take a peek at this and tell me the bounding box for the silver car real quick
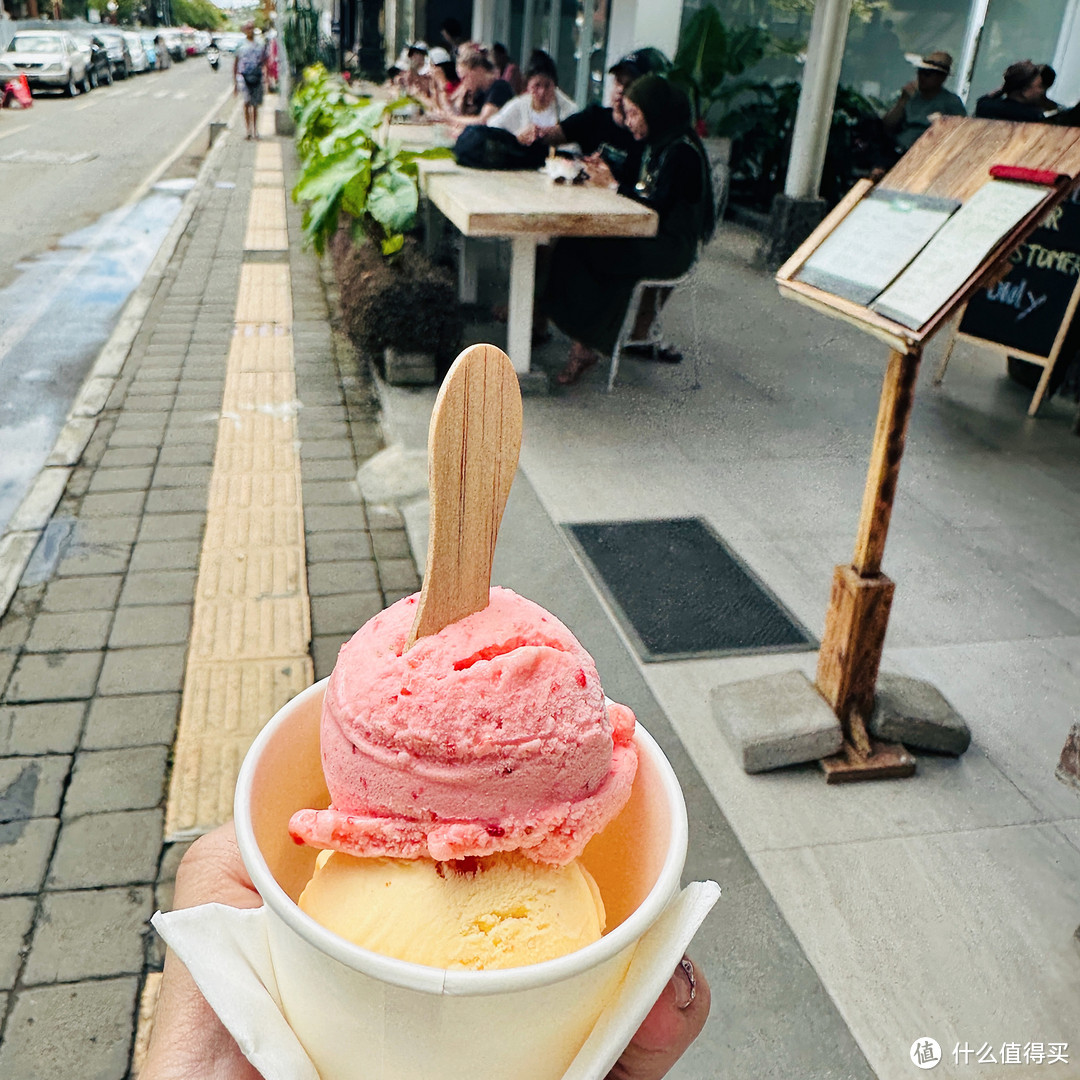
[121,30,150,73]
[0,30,89,96]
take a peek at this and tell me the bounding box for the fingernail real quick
[673,956,696,1010]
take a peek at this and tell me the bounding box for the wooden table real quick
[417,162,658,373]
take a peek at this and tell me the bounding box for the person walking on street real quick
[234,23,268,141]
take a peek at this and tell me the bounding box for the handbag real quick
[453,125,547,171]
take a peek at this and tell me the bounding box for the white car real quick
[0,30,89,96]
[121,30,150,73]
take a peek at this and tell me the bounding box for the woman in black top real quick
[542,76,715,385]
[975,61,1047,123]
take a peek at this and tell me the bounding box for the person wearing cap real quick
[882,50,966,154]
[975,60,1047,123]
[488,50,576,144]
[427,45,459,96]
[390,41,441,104]
[537,48,671,183]
[542,75,716,385]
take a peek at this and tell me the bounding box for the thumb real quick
[608,957,711,1080]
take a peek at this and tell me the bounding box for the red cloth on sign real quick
[989,164,1066,186]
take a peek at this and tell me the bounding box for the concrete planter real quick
[383,345,436,386]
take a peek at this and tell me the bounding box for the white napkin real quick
[153,880,720,1080]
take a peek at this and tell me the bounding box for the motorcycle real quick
[207,44,220,71]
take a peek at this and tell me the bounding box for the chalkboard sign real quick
[959,185,1080,359]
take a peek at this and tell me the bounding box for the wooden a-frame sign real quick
[775,116,1080,782]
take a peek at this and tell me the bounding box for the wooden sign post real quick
[776,117,1080,782]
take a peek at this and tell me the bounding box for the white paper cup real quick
[234,678,688,1080]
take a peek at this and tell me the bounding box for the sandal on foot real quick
[556,350,599,385]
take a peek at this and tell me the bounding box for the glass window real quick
[10,34,64,53]
[967,0,1069,103]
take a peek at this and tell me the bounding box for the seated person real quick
[442,52,514,128]
[882,50,966,155]
[492,42,524,96]
[428,45,458,96]
[976,61,1047,122]
[541,75,716,385]
[1037,64,1062,115]
[488,50,576,144]
[390,41,440,107]
[539,48,670,183]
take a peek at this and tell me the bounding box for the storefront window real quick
[967,0,1069,103]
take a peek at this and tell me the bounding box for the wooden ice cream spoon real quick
[406,343,523,648]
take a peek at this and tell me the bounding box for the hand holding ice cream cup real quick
[151,345,720,1080]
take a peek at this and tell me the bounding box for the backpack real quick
[453,126,547,171]
[239,47,263,87]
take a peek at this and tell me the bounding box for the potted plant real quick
[291,66,457,382]
[668,3,773,142]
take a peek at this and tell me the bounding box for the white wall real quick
[1052,0,1080,108]
[608,0,682,67]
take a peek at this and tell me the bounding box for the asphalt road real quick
[0,54,235,535]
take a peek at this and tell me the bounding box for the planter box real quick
[383,346,436,386]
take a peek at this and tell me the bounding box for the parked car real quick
[139,31,158,69]
[213,31,247,53]
[94,28,132,79]
[193,30,211,54]
[180,28,197,57]
[0,30,88,95]
[121,30,149,73]
[70,30,113,88]
[161,29,185,62]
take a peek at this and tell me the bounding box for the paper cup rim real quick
[234,677,689,996]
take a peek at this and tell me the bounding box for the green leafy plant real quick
[669,4,773,133]
[718,81,884,210]
[291,65,452,257]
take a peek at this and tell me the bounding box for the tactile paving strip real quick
[244,186,289,250]
[164,150,313,840]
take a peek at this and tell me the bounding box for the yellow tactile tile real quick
[131,972,163,1077]
[255,141,282,170]
[235,263,292,325]
[165,657,313,837]
[254,168,285,187]
[166,157,313,840]
[244,186,289,250]
[257,97,278,138]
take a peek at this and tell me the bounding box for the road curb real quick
[0,94,241,620]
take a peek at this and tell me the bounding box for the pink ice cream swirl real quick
[288,587,638,866]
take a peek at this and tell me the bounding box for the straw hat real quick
[905,50,953,75]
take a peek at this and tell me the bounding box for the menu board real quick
[795,189,960,306]
[871,180,1052,330]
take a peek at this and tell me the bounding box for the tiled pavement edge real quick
[0,115,417,1077]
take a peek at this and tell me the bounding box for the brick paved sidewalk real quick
[0,113,416,1078]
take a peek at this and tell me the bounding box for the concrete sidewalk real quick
[0,93,1077,1080]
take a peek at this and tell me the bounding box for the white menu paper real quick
[871,179,1051,329]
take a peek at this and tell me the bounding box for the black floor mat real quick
[566,518,816,661]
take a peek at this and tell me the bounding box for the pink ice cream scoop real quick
[289,586,637,865]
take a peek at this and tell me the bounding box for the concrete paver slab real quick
[0,817,58,895]
[0,977,139,1080]
[40,575,123,613]
[24,611,113,653]
[0,896,34,989]
[4,652,103,703]
[47,809,163,889]
[0,703,85,756]
[23,887,153,982]
[82,693,179,749]
[98,645,187,696]
[0,756,70,819]
[63,747,168,816]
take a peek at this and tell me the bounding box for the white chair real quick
[607,143,730,391]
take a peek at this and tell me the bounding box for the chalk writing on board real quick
[960,182,1080,358]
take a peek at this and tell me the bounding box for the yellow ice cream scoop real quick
[299,850,605,970]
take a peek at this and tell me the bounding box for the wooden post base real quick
[816,564,894,726]
[821,738,917,783]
